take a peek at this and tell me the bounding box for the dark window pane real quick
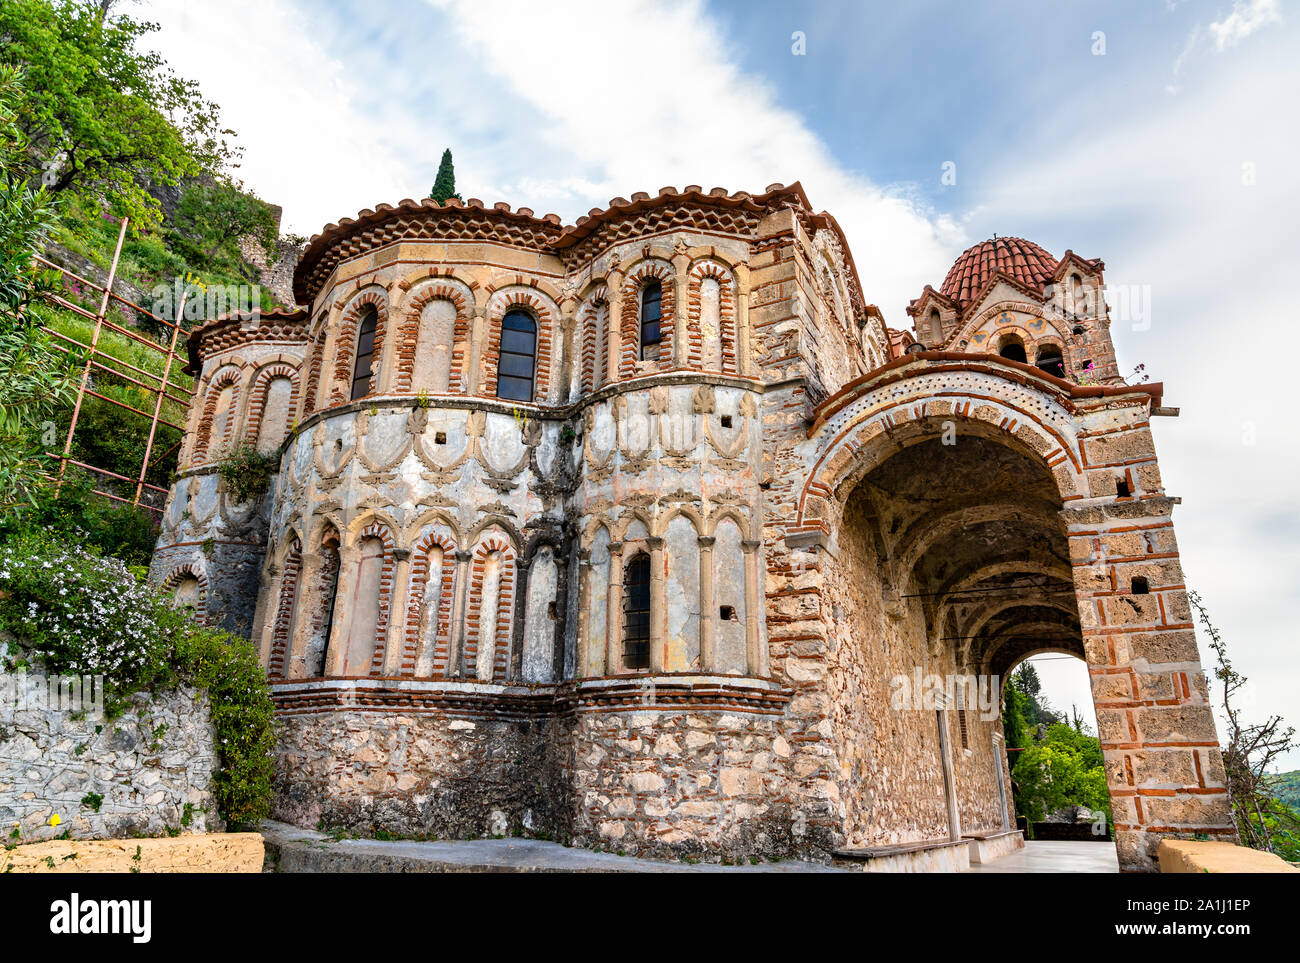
[500,328,535,355]
[498,351,534,378]
[356,328,375,355]
[497,375,533,402]
[502,310,535,332]
[641,321,660,345]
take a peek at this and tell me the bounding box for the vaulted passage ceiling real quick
[849,433,1083,680]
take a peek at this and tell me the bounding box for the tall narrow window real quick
[351,306,378,400]
[622,552,651,670]
[639,280,662,361]
[496,308,536,402]
[928,308,942,342]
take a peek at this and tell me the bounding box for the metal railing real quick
[35,215,192,515]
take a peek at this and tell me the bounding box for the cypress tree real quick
[430,149,460,203]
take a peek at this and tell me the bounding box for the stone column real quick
[1064,497,1234,871]
[742,539,764,675]
[605,542,623,674]
[606,269,624,384]
[256,563,281,668]
[552,551,570,681]
[466,297,488,395]
[447,549,473,676]
[381,548,411,676]
[322,549,354,678]
[734,264,751,377]
[672,252,691,367]
[697,535,716,672]
[648,535,665,673]
[936,709,962,841]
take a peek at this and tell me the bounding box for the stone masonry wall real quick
[0,682,220,843]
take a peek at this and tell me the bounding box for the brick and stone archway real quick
[793,357,1234,871]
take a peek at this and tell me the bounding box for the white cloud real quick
[424,0,964,318]
[149,0,964,323]
[1209,0,1282,49]
[972,25,1300,766]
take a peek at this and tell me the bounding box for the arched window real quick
[496,308,536,402]
[622,552,651,670]
[639,280,662,361]
[998,335,1027,364]
[928,308,942,342]
[351,306,378,400]
[1036,344,1065,378]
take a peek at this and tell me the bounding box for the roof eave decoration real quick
[184,307,310,376]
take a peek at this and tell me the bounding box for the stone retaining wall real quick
[0,679,220,843]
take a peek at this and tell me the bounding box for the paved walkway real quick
[260,820,844,873]
[262,821,1119,873]
[964,840,1119,873]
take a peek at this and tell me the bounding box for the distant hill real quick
[1267,770,1300,810]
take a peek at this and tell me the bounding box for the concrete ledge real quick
[260,820,840,873]
[1,834,264,873]
[831,838,971,873]
[964,829,1025,864]
[1158,839,1299,874]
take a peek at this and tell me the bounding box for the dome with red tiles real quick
[939,236,1058,309]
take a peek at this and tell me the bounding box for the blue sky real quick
[146,0,1299,765]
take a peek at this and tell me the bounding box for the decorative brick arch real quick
[352,519,397,676]
[243,363,300,450]
[401,527,458,677]
[797,370,1086,533]
[300,322,329,415]
[192,366,243,466]
[161,563,210,625]
[619,261,675,377]
[484,290,555,402]
[578,284,609,393]
[394,280,472,394]
[799,361,1233,869]
[267,535,302,680]
[687,260,737,373]
[463,533,517,682]
[329,289,388,404]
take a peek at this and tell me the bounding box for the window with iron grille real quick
[623,552,651,670]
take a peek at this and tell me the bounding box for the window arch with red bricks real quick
[268,535,303,680]
[300,321,329,415]
[485,290,554,403]
[577,285,609,396]
[162,564,209,625]
[402,526,458,677]
[619,261,675,376]
[337,520,396,677]
[395,280,472,395]
[244,363,300,454]
[192,366,243,466]
[688,261,737,374]
[330,290,388,404]
[463,532,517,681]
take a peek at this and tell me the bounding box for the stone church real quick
[150,182,1232,871]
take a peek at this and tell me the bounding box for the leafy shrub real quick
[0,471,159,567]
[216,443,277,504]
[0,534,275,824]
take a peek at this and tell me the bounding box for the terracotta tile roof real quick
[939,236,1059,309]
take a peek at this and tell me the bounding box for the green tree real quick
[430,148,461,203]
[1190,589,1299,856]
[0,65,76,512]
[0,0,239,229]
[1012,723,1111,824]
[1002,681,1030,749]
